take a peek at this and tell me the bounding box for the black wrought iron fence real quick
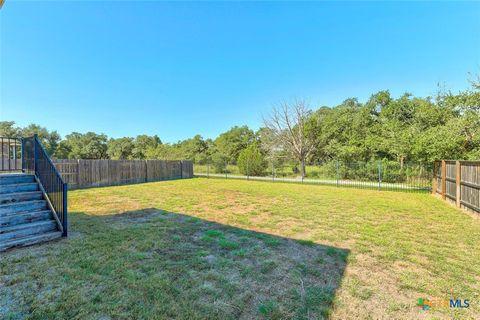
[23,135,68,236]
[193,159,432,193]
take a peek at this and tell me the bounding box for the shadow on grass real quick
[1,208,349,320]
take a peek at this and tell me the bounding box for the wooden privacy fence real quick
[433,160,480,214]
[53,159,193,190]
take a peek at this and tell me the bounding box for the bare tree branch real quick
[263,99,314,178]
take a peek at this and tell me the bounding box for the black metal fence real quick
[0,136,22,171]
[23,135,68,236]
[194,160,432,192]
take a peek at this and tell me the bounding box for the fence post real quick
[336,160,339,187]
[301,160,304,183]
[62,183,68,237]
[21,138,25,172]
[225,161,228,179]
[272,161,274,182]
[144,160,148,183]
[456,160,461,208]
[441,160,446,200]
[12,140,16,170]
[247,158,249,180]
[207,161,210,178]
[431,162,437,195]
[378,161,382,191]
[77,159,81,187]
[33,134,38,175]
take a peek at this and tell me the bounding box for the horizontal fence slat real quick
[460,181,480,190]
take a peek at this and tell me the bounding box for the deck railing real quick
[0,136,22,172]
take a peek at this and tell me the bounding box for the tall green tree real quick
[144,143,183,160]
[176,135,210,162]
[132,135,161,159]
[107,137,135,160]
[55,132,108,159]
[214,126,255,164]
[19,123,61,156]
[237,144,267,176]
[0,121,21,137]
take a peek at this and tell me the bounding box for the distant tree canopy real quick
[1,78,479,164]
[107,137,135,160]
[214,126,256,164]
[0,121,60,155]
[56,132,108,159]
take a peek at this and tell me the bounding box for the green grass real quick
[194,163,328,179]
[1,178,479,319]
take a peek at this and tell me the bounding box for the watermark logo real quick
[417,297,470,310]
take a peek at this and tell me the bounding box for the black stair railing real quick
[22,134,68,237]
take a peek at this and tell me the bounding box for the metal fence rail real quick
[194,160,432,193]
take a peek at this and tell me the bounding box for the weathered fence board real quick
[434,160,480,214]
[53,159,193,189]
[445,161,456,200]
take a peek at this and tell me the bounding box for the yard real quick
[1,178,479,319]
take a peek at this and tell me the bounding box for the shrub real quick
[237,144,267,176]
[211,153,228,173]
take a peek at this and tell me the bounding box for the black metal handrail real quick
[22,135,68,236]
[0,136,22,172]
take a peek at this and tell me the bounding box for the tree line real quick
[1,78,479,177]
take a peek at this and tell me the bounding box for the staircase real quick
[0,173,62,251]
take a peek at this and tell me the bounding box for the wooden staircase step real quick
[0,174,35,185]
[0,210,52,227]
[0,220,57,241]
[0,182,39,194]
[0,231,62,252]
[0,191,43,205]
[0,173,64,252]
[0,200,47,216]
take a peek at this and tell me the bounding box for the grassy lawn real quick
[1,178,479,319]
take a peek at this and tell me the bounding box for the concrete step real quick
[0,182,39,194]
[0,210,52,227]
[0,200,47,216]
[0,220,58,241]
[0,191,44,205]
[0,174,35,185]
[0,231,62,252]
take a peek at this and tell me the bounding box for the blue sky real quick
[1,1,479,142]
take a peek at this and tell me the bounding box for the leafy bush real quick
[237,144,267,176]
[211,153,228,173]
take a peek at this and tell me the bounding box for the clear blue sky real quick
[1,1,479,142]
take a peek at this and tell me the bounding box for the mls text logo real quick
[417,297,470,311]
